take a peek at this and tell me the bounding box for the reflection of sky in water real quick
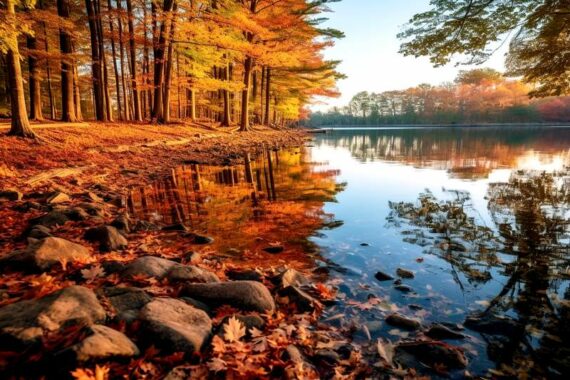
[308,128,570,375]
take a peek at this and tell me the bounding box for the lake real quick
[129,126,570,377]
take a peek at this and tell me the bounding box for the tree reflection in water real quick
[389,168,570,377]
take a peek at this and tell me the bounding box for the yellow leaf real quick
[223,316,245,342]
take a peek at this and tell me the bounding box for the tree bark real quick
[27,36,44,121]
[73,64,83,121]
[43,20,56,120]
[264,67,271,126]
[6,0,35,138]
[161,1,177,124]
[57,0,78,122]
[86,0,105,120]
[239,0,257,131]
[151,0,175,122]
[117,0,130,120]
[107,0,123,120]
[126,0,142,121]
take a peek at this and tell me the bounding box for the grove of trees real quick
[310,69,570,127]
[0,0,344,138]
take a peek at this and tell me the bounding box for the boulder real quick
[68,325,139,361]
[426,323,465,340]
[27,225,52,240]
[181,298,212,315]
[181,281,275,312]
[139,298,212,353]
[122,256,218,283]
[0,237,91,271]
[396,268,415,279]
[386,313,421,330]
[101,287,152,323]
[29,211,70,228]
[0,286,105,348]
[166,265,219,283]
[111,215,130,234]
[227,269,264,282]
[84,226,128,252]
[464,313,521,336]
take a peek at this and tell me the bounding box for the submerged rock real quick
[139,298,212,353]
[0,237,91,271]
[394,284,413,292]
[426,323,465,340]
[386,313,421,330]
[279,286,317,313]
[396,340,468,368]
[374,271,394,281]
[0,286,105,348]
[67,324,139,361]
[396,268,415,279]
[84,225,128,252]
[464,313,521,336]
[181,281,275,312]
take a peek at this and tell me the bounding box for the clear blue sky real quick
[313,0,507,110]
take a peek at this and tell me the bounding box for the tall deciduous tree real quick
[57,0,78,122]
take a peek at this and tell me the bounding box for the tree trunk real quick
[57,0,78,122]
[264,67,271,126]
[240,56,253,131]
[43,20,56,120]
[6,0,35,138]
[260,65,265,124]
[96,0,113,121]
[117,0,130,120]
[221,62,231,126]
[152,0,175,122]
[126,0,142,121]
[160,1,177,124]
[188,88,196,120]
[86,0,105,120]
[27,36,44,121]
[107,0,123,120]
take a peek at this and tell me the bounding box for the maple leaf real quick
[376,338,395,366]
[252,336,268,352]
[223,316,246,342]
[81,265,106,283]
[71,365,109,380]
[207,358,227,373]
[211,335,226,354]
[314,283,336,300]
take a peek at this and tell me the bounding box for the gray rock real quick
[396,340,468,368]
[386,313,421,330]
[84,226,128,252]
[166,265,219,283]
[139,298,212,353]
[394,284,413,292]
[426,323,465,340]
[181,297,212,315]
[134,220,160,231]
[374,271,394,281]
[278,286,317,313]
[464,314,521,336]
[29,211,70,228]
[111,215,130,234]
[69,324,139,361]
[46,192,71,204]
[77,202,105,217]
[396,268,415,279]
[0,286,105,348]
[27,225,52,240]
[0,190,23,201]
[277,269,309,288]
[181,281,275,313]
[0,237,91,271]
[227,269,264,282]
[102,287,152,323]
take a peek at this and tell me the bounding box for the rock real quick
[134,220,160,231]
[139,298,212,353]
[322,220,343,230]
[464,314,521,336]
[122,256,218,283]
[283,345,304,363]
[111,215,130,234]
[0,190,23,201]
[122,256,177,279]
[84,226,128,252]
[426,324,465,340]
[166,265,219,283]
[0,286,105,348]
[61,207,90,221]
[396,340,468,368]
[374,271,394,281]
[385,313,421,330]
[101,260,127,274]
[396,268,415,279]
[360,243,370,246]
[183,251,201,263]
[102,287,152,323]
[29,211,70,228]
[218,315,265,337]
[276,269,309,288]
[394,284,413,292]
[181,281,275,313]
[263,245,284,254]
[0,237,91,271]
[27,225,52,240]
[181,297,212,315]
[68,325,139,361]
[77,202,104,217]
[192,234,214,245]
[47,192,71,204]
[409,304,423,310]
[227,269,264,282]
[314,349,340,365]
[278,286,317,313]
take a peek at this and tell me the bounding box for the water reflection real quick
[317,127,570,178]
[127,148,341,269]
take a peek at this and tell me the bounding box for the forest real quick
[310,69,570,127]
[0,0,343,138]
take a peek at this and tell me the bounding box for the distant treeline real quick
[309,69,570,127]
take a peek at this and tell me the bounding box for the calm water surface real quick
[130,126,570,377]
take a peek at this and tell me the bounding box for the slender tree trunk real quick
[27,36,44,121]
[43,21,56,120]
[143,2,151,119]
[107,0,122,120]
[57,0,78,122]
[221,62,231,126]
[176,51,181,119]
[260,65,265,124]
[73,65,83,121]
[117,0,130,120]
[86,0,105,120]
[126,0,142,121]
[96,0,113,120]
[264,67,271,126]
[6,0,35,138]
[188,89,196,121]
[240,56,253,131]
[161,1,177,124]
[152,0,175,122]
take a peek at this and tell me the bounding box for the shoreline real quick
[311,122,570,130]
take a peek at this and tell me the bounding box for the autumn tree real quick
[398,0,570,97]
